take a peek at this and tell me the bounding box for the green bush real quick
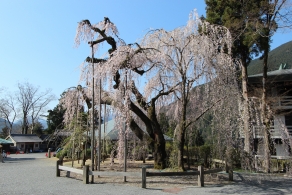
[56,148,68,158]
[165,142,173,157]
[230,147,241,168]
[198,145,211,167]
[167,142,179,168]
[81,148,91,159]
[105,141,113,154]
[131,144,148,161]
[101,153,109,160]
[184,146,200,165]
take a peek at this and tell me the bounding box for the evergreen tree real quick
[0,127,9,139]
[31,122,44,136]
[158,113,176,138]
[46,105,65,134]
[256,0,291,173]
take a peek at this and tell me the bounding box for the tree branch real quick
[85,57,107,64]
[129,119,151,141]
[130,81,148,110]
[185,96,225,129]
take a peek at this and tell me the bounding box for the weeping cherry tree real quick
[141,10,240,170]
[73,10,241,169]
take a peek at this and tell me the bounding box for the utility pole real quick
[90,45,95,183]
[124,71,128,182]
[98,76,102,173]
[103,104,106,162]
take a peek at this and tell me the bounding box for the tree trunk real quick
[186,133,190,170]
[262,36,271,173]
[129,95,168,167]
[22,113,29,134]
[149,106,167,169]
[242,61,251,153]
[9,125,12,136]
[177,122,186,171]
[177,91,188,171]
[152,133,167,169]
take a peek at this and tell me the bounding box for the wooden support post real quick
[255,156,258,171]
[56,160,62,177]
[198,166,204,187]
[48,148,51,158]
[66,171,70,177]
[229,170,233,181]
[83,165,89,184]
[142,167,146,188]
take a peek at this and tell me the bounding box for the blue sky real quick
[1,1,291,111]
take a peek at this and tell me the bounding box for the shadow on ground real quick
[208,172,292,195]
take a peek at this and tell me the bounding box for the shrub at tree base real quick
[198,145,211,167]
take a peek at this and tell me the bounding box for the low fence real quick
[56,160,233,188]
[142,166,233,188]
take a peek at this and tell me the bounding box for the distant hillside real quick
[248,40,292,75]
[13,119,48,129]
[0,118,48,132]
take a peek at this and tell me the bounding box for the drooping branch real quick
[129,101,152,127]
[130,81,148,110]
[113,72,120,89]
[85,57,107,64]
[112,45,162,89]
[185,95,226,129]
[152,81,179,103]
[79,17,119,89]
[129,119,151,141]
[99,89,151,141]
[100,91,115,106]
[80,18,117,51]
[80,88,92,109]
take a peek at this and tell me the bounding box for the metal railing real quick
[253,125,292,138]
[273,96,292,109]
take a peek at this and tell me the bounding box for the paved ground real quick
[1,153,292,195]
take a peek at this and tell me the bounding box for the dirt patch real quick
[162,187,182,194]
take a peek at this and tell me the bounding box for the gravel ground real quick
[1,153,292,195]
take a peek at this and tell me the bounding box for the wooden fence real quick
[142,166,233,188]
[56,160,233,188]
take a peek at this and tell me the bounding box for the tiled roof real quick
[248,69,292,83]
[9,134,42,143]
[247,40,292,75]
[100,120,173,141]
[249,69,292,77]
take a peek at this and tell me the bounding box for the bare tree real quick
[16,82,55,134]
[0,93,17,135]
